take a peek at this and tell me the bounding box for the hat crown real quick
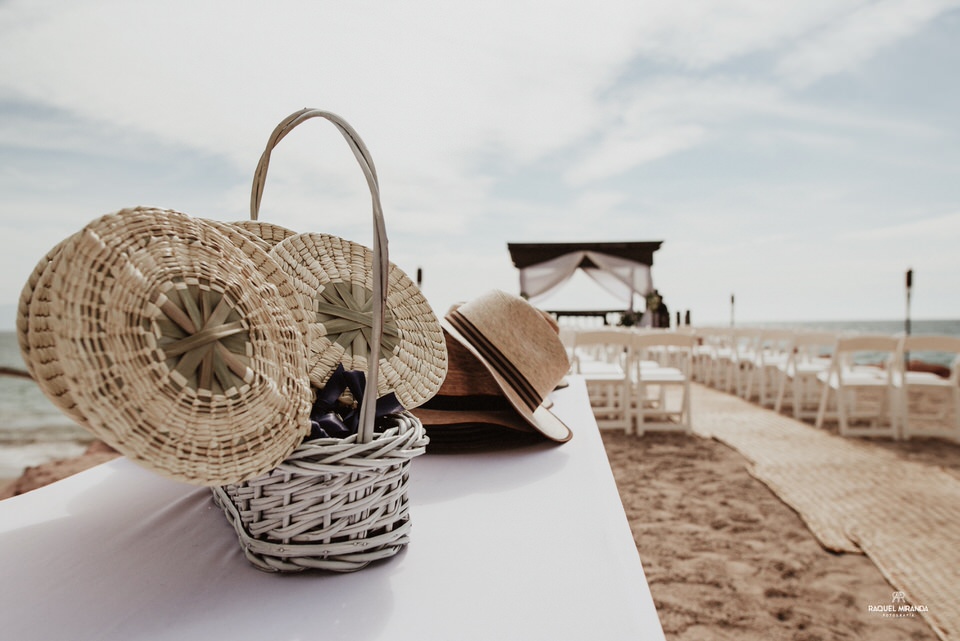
[448,290,569,405]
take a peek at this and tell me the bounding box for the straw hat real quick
[269,231,447,409]
[415,290,572,442]
[49,207,313,486]
[412,326,541,449]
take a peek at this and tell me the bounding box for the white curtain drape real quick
[520,251,653,308]
[518,252,586,304]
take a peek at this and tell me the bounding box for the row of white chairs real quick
[560,327,695,435]
[689,326,960,441]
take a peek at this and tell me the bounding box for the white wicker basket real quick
[211,411,427,572]
[212,109,433,572]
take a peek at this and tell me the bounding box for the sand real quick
[0,439,120,499]
[2,386,957,640]
[604,429,947,640]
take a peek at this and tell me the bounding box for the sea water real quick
[2,320,959,480]
[0,331,91,478]
[741,319,960,368]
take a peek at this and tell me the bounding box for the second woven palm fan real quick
[253,112,447,410]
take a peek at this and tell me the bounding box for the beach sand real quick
[0,439,120,499]
[2,385,957,640]
[604,428,949,640]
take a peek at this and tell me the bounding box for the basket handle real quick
[250,109,388,444]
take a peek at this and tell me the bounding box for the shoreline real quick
[0,440,119,500]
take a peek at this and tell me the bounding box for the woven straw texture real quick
[196,219,312,337]
[16,238,61,376]
[270,232,447,408]
[16,236,91,423]
[25,235,93,424]
[693,383,960,641]
[50,207,313,486]
[229,220,297,246]
[213,411,429,572]
[202,218,274,254]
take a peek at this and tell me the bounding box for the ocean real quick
[0,331,92,479]
[2,320,959,480]
[739,319,960,367]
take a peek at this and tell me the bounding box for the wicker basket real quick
[212,411,427,572]
[212,108,433,573]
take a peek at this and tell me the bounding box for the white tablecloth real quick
[0,377,664,641]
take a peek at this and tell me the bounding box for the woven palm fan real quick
[199,219,312,332]
[270,232,447,408]
[50,207,313,486]
[249,109,446,410]
[212,108,435,573]
[17,235,71,379]
[25,236,91,423]
[16,235,90,423]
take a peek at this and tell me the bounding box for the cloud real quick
[629,0,870,69]
[0,1,660,261]
[566,124,707,185]
[559,70,939,186]
[1,1,942,195]
[0,1,642,162]
[843,210,960,241]
[776,0,960,86]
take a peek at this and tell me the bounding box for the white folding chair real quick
[713,328,761,396]
[774,331,837,420]
[898,334,960,441]
[690,327,728,386]
[815,335,900,438]
[741,329,794,407]
[571,329,634,433]
[631,331,695,434]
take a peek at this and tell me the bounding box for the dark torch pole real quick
[905,268,913,366]
[905,268,913,337]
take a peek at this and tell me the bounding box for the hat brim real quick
[440,318,572,443]
[412,406,535,432]
[418,422,547,452]
[412,399,551,451]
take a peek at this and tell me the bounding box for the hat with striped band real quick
[433,289,572,442]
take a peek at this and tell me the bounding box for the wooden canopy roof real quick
[507,241,663,269]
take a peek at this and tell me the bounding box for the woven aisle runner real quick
[690,383,960,641]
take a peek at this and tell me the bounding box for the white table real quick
[0,377,664,641]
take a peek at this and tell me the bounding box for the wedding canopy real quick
[507,241,663,309]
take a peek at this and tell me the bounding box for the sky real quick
[2,0,959,331]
